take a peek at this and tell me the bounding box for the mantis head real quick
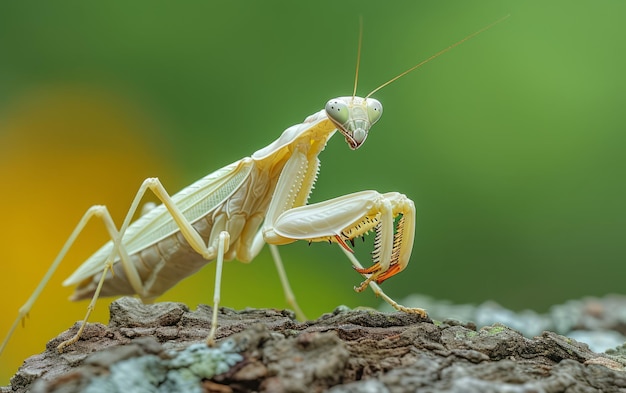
[325,96,383,150]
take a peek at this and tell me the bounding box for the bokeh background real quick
[1,0,625,384]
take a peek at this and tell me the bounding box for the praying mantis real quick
[0,15,509,356]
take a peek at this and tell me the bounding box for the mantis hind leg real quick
[58,177,220,352]
[2,176,225,355]
[0,206,112,355]
[1,204,134,354]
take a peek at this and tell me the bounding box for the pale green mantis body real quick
[0,15,508,355]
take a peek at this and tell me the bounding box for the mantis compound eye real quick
[325,99,350,126]
[366,98,383,125]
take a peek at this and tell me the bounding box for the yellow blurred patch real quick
[0,86,177,384]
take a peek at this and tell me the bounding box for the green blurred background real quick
[1,0,625,384]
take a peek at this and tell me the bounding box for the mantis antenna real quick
[364,14,511,98]
[352,15,364,100]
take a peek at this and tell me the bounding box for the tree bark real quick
[3,297,626,393]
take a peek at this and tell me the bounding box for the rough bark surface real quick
[3,297,626,393]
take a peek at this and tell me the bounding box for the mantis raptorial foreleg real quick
[341,248,424,315]
[263,189,426,316]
